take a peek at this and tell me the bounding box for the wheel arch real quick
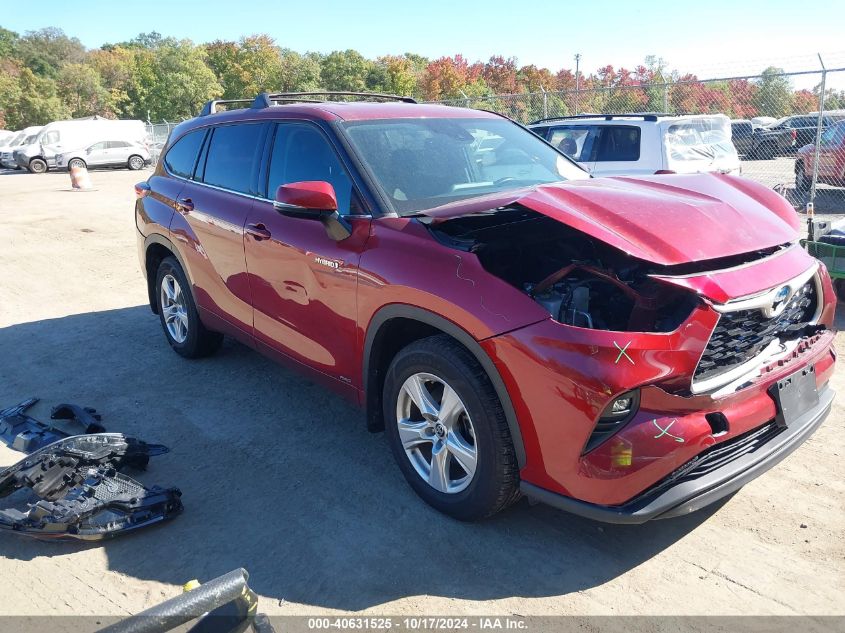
[363,304,526,468]
[143,233,194,315]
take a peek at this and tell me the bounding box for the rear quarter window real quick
[164,129,207,179]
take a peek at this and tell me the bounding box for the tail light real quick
[655,169,676,174]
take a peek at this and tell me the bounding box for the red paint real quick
[274,181,339,210]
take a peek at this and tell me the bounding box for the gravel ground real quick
[0,168,843,620]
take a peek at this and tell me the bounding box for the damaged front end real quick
[421,178,837,515]
[0,434,182,540]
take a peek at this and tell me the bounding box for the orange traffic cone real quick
[69,165,93,190]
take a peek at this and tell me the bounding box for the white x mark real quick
[614,341,634,365]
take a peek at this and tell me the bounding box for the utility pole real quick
[574,53,581,115]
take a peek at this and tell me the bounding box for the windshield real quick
[664,118,737,163]
[341,117,588,214]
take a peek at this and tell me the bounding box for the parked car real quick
[0,126,43,169]
[750,114,845,159]
[528,113,740,177]
[795,120,845,191]
[750,116,776,128]
[0,130,15,146]
[136,93,836,523]
[730,119,755,156]
[56,140,151,171]
[14,117,147,173]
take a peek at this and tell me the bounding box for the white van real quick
[1,126,44,169]
[529,113,740,178]
[14,117,147,173]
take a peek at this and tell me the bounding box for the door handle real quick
[245,223,272,241]
[175,197,194,214]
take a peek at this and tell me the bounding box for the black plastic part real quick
[0,434,179,541]
[705,412,730,435]
[199,99,255,116]
[530,112,669,125]
[51,402,106,433]
[521,384,833,524]
[768,364,819,429]
[252,91,417,109]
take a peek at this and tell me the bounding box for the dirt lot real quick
[0,168,843,619]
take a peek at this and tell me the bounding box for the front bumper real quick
[522,383,834,523]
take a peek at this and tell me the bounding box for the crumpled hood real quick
[423,173,800,266]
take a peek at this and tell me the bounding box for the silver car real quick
[56,140,151,171]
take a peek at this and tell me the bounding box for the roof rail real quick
[252,91,417,108]
[529,113,677,125]
[199,99,255,116]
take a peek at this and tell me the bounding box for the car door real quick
[107,141,130,166]
[243,120,371,389]
[86,142,110,166]
[817,123,845,181]
[168,122,266,337]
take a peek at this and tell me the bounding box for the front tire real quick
[154,257,223,358]
[383,335,519,521]
[128,155,145,170]
[28,158,47,173]
[68,158,86,171]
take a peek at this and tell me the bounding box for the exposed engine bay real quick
[428,206,707,332]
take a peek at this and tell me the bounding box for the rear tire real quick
[128,155,145,170]
[383,334,520,521]
[154,256,223,358]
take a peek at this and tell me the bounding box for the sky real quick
[4,0,845,88]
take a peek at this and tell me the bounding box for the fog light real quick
[601,391,639,420]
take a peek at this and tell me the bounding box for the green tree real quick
[15,67,71,125]
[57,63,113,117]
[320,49,370,92]
[278,49,321,92]
[16,27,85,77]
[754,67,794,116]
[0,27,19,59]
[143,40,222,120]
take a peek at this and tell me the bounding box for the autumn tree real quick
[320,49,370,92]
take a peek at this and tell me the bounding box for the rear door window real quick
[593,126,641,162]
[199,123,265,195]
[164,129,207,179]
[546,125,599,161]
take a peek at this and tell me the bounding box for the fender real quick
[363,304,526,468]
[143,233,195,314]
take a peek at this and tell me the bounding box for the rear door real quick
[817,123,845,180]
[590,124,645,176]
[168,122,266,336]
[243,120,371,388]
[107,141,131,166]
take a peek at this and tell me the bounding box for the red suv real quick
[136,92,837,522]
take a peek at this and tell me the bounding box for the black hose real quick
[98,569,250,633]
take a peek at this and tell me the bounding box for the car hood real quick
[421,174,800,266]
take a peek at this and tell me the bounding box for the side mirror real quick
[273,181,351,241]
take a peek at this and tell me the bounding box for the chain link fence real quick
[436,67,845,215]
[144,121,182,167]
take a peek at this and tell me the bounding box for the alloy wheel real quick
[395,372,478,494]
[160,273,189,344]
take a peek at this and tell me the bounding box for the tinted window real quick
[547,125,599,162]
[108,141,130,149]
[201,124,264,194]
[732,122,752,137]
[594,126,641,161]
[164,129,206,179]
[267,123,355,215]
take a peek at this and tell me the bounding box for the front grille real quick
[630,421,784,503]
[695,280,817,383]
